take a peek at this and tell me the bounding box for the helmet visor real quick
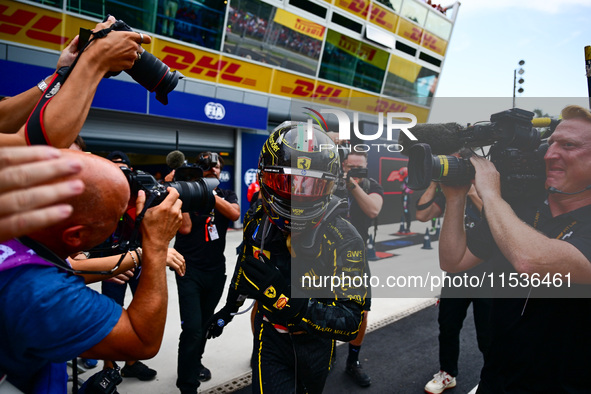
[261,169,335,202]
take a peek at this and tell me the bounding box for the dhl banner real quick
[0,0,429,121]
[326,31,389,70]
[368,3,398,31]
[421,31,447,56]
[334,0,370,20]
[396,17,423,46]
[347,95,429,123]
[273,8,325,40]
[154,41,273,92]
[0,1,94,51]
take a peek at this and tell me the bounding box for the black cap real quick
[106,150,131,167]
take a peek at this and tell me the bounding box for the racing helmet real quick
[259,121,339,232]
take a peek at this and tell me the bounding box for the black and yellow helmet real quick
[259,121,339,232]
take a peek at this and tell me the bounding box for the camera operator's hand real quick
[240,255,308,325]
[138,188,183,251]
[470,156,502,203]
[0,146,84,243]
[205,304,238,339]
[56,35,80,70]
[167,247,186,276]
[88,16,152,74]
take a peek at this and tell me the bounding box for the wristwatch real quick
[37,76,51,92]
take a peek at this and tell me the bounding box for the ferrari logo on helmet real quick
[297,157,311,169]
[264,286,277,298]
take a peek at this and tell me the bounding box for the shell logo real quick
[274,296,289,310]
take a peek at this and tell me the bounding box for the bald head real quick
[29,150,131,257]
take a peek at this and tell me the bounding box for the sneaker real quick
[345,361,371,387]
[198,365,211,382]
[425,370,456,394]
[121,361,157,381]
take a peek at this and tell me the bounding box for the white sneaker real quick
[425,370,457,394]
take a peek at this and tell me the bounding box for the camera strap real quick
[24,23,117,147]
[24,66,69,146]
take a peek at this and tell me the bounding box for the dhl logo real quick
[0,4,69,45]
[337,0,395,30]
[159,46,257,86]
[422,33,444,54]
[289,79,346,103]
[339,0,368,16]
[405,27,423,43]
[369,99,408,113]
[370,6,394,30]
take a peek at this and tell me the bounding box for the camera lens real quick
[407,143,474,189]
[126,51,183,105]
[165,178,219,213]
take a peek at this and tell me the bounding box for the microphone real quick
[166,150,186,169]
[547,185,591,195]
[399,122,465,156]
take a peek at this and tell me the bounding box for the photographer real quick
[439,105,591,392]
[172,152,240,394]
[334,150,383,387]
[0,150,183,393]
[0,15,149,148]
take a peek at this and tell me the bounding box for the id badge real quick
[208,224,219,241]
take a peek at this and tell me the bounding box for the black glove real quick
[240,254,308,325]
[205,304,236,339]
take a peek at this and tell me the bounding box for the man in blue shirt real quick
[0,150,183,393]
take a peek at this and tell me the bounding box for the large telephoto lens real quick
[165,178,219,213]
[126,51,183,105]
[407,143,474,190]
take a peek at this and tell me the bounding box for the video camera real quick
[403,108,555,199]
[78,17,182,105]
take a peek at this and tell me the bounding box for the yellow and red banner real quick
[0,0,431,121]
[273,8,325,40]
[326,32,388,70]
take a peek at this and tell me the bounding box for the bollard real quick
[398,213,407,233]
[421,227,433,250]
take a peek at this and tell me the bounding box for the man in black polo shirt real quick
[173,152,240,394]
[438,105,591,392]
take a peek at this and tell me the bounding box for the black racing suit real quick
[226,198,367,393]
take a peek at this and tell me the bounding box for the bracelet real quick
[135,247,142,265]
[130,251,139,270]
